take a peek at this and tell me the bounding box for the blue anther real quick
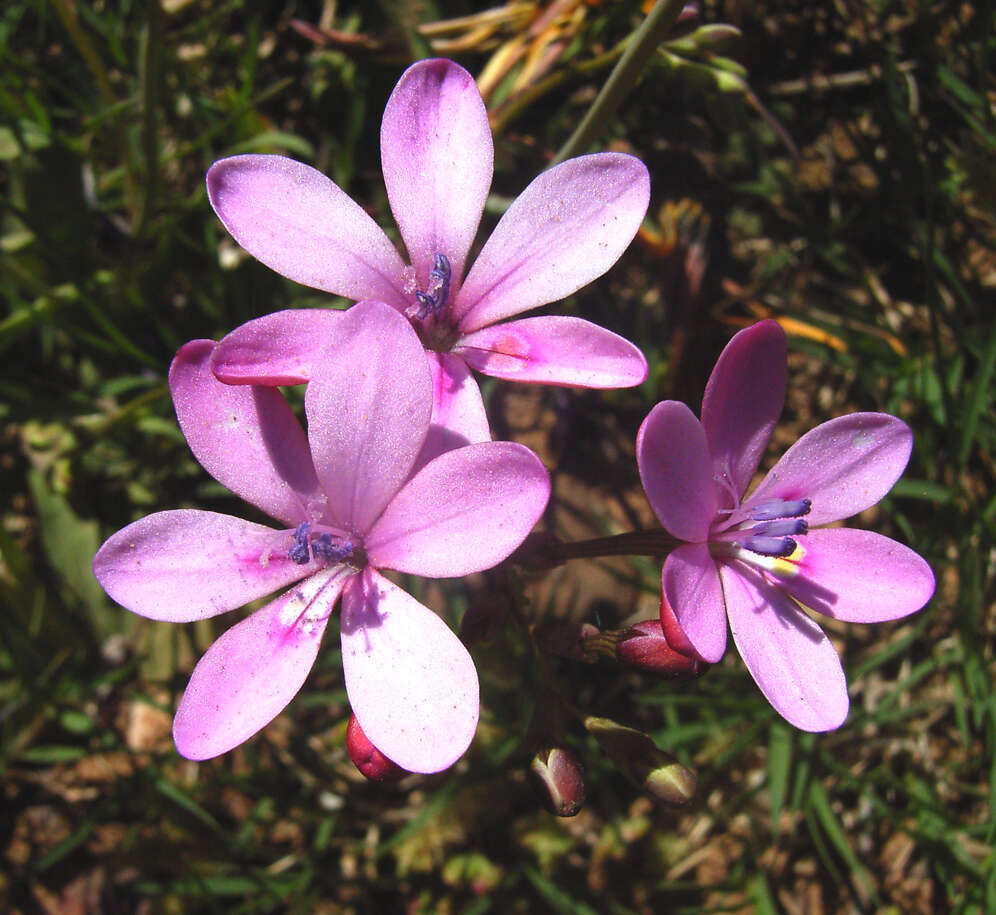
[749,498,811,521]
[744,535,798,557]
[288,522,311,564]
[311,532,354,564]
[750,519,809,537]
[413,252,451,319]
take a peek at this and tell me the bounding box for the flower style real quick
[636,320,935,730]
[205,57,650,454]
[92,301,550,772]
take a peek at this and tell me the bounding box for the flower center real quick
[403,253,461,352]
[288,522,364,569]
[710,497,811,576]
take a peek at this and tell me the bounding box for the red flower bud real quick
[530,747,586,817]
[346,714,407,782]
[614,619,707,679]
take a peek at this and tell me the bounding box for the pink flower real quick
[636,320,935,730]
[205,58,649,453]
[92,301,550,772]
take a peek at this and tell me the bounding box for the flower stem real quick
[552,0,688,164]
[516,530,681,569]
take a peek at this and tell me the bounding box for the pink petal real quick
[452,153,650,332]
[701,320,786,501]
[170,340,321,526]
[207,154,407,304]
[455,316,647,388]
[172,568,346,759]
[93,510,313,622]
[415,351,492,470]
[744,413,913,526]
[380,59,493,287]
[211,309,345,385]
[305,301,432,534]
[661,544,727,663]
[366,442,550,577]
[636,401,716,542]
[340,568,478,773]
[722,563,849,731]
[771,528,935,623]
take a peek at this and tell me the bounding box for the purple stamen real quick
[750,519,809,537]
[743,535,798,557]
[749,498,811,521]
[289,522,311,565]
[412,253,451,319]
[312,532,354,564]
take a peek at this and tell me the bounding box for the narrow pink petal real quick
[170,340,321,526]
[93,510,312,622]
[211,309,345,385]
[455,316,647,388]
[701,320,786,501]
[340,568,478,773]
[366,442,550,577]
[744,413,913,526]
[772,528,935,623]
[207,154,407,304]
[662,544,727,663]
[636,401,716,542]
[452,153,650,332]
[381,59,493,287]
[172,568,346,760]
[722,564,849,731]
[305,301,432,533]
[415,351,492,471]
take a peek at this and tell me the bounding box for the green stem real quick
[552,0,687,164]
[549,529,681,563]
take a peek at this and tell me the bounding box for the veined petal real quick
[662,544,727,663]
[452,153,650,332]
[93,510,312,622]
[773,528,935,623]
[701,321,786,500]
[211,309,345,386]
[723,564,849,731]
[206,154,407,303]
[455,316,647,388]
[170,340,321,526]
[745,413,913,526]
[340,568,478,773]
[381,58,493,288]
[415,351,492,471]
[637,401,716,542]
[305,301,432,534]
[366,441,550,577]
[172,568,345,760]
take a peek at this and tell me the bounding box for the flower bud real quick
[584,619,707,679]
[584,716,696,806]
[346,714,407,782]
[530,747,586,817]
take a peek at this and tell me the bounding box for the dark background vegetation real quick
[2,0,993,911]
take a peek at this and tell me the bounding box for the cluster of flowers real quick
[93,60,934,779]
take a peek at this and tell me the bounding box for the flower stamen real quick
[408,253,451,320]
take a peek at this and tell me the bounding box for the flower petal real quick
[305,301,432,533]
[722,563,849,731]
[773,528,934,622]
[381,58,493,287]
[172,568,345,759]
[415,351,492,471]
[93,510,313,622]
[452,153,650,332]
[211,309,345,385]
[366,441,550,577]
[170,340,321,526]
[701,320,786,500]
[636,401,716,542]
[455,316,647,388]
[206,154,407,303]
[340,568,478,773]
[661,544,727,663]
[745,413,913,526]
